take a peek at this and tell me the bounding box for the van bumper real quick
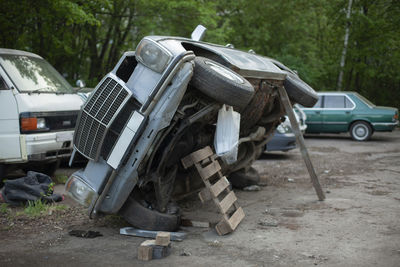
[24,131,74,161]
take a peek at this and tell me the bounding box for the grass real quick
[22,200,68,217]
[53,174,69,184]
[0,203,9,214]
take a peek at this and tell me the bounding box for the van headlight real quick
[135,38,172,73]
[65,175,98,207]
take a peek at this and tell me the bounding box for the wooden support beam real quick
[277,86,325,201]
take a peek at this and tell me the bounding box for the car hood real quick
[152,36,287,81]
[15,93,84,113]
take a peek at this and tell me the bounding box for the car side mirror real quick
[191,25,207,41]
[76,79,86,88]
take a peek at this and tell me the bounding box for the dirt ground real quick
[1,129,400,266]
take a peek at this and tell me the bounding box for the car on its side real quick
[301,92,398,141]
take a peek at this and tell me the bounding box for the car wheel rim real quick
[353,125,368,140]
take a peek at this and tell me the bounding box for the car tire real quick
[283,71,319,107]
[350,121,372,141]
[119,195,180,232]
[191,57,254,110]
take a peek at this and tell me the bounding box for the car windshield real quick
[0,54,74,93]
[355,93,376,107]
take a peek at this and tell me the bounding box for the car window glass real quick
[324,95,345,108]
[0,76,8,90]
[345,97,354,108]
[313,96,322,108]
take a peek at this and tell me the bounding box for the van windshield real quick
[0,54,74,93]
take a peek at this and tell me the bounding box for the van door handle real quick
[345,111,350,114]
[315,111,321,114]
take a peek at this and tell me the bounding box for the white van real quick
[0,49,84,177]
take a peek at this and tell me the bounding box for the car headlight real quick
[276,124,292,134]
[20,114,48,132]
[135,38,172,73]
[65,175,98,207]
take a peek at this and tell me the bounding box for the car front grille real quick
[74,77,131,160]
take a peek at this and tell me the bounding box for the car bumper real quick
[24,131,74,161]
[265,132,297,152]
[372,120,398,131]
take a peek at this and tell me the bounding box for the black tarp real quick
[0,171,62,205]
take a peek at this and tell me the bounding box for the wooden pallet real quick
[181,146,245,235]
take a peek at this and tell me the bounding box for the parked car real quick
[0,48,84,178]
[301,92,399,141]
[265,121,296,152]
[265,106,306,152]
[65,26,319,231]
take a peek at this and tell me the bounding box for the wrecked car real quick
[66,27,318,231]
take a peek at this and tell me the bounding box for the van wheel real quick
[350,121,372,141]
[191,57,254,110]
[119,195,180,231]
[283,71,319,107]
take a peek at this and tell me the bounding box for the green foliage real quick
[0,203,9,214]
[0,0,398,109]
[23,200,68,217]
[24,200,48,217]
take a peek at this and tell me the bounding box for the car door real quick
[321,94,354,132]
[0,71,21,161]
[303,96,324,133]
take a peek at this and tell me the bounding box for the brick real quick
[138,240,154,261]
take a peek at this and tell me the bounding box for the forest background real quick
[0,0,399,109]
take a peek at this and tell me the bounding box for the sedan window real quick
[324,95,345,108]
[345,97,354,108]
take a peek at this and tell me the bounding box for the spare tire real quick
[191,57,254,110]
[283,71,319,107]
[119,195,180,232]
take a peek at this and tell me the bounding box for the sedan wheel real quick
[350,121,372,141]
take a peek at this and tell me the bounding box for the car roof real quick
[0,48,43,59]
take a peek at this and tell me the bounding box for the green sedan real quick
[301,92,399,141]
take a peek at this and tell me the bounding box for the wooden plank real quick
[277,86,325,201]
[210,176,230,197]
[181,146,213,169]
[215,219,232,236]
[218,191,237,214]
[196,160,221,180]
[228,207,245,231]
[198,187,212,203]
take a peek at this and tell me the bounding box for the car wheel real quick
[350,121,372,141]
[283,71,319,107]
[191,57,254,110]
[119,195,180,232]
